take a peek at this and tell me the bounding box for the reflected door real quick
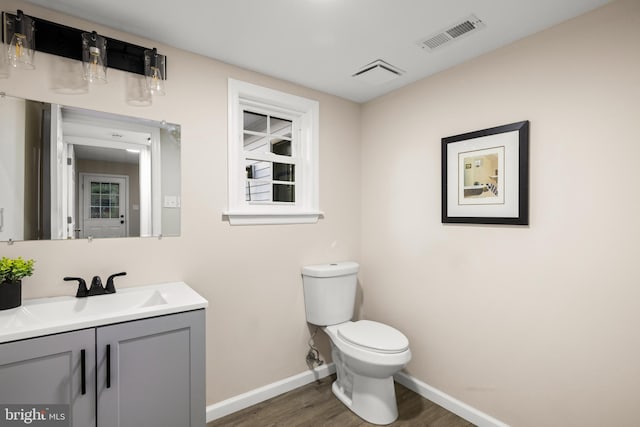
[81,175,127,238]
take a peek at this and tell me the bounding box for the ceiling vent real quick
[352,59,404,85]
[417,14,485,52]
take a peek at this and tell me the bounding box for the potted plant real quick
[0,257,35,310]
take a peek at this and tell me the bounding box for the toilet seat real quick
[337,320,409,354]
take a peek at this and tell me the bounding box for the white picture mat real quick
[447,131,519,218]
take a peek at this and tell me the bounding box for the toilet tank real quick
[301,261,359,326]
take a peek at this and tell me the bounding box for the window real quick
[243,111,295,203]
[226,79,320,225]
[90,181,120,218]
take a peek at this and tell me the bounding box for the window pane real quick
[246,160,272,180]
[243,111,267,133]
[273,184,295,202]
[109,183,120,195]
[273,163,295,182]
[91,207,100,218]
[101,207,110,218]
[246,181,270,202]
[101,183,110,193]
[270,116,292,138]
[244,133,269,152]
[91,195,100,206]
[271,139,292,156]
[111,207,120,218]
[101,196,111,206]
[91,182,101,193]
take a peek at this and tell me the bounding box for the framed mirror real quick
[0,93,181,241]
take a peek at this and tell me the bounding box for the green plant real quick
[0,257,35,283]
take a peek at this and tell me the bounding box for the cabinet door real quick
[0,329,96,427]
[96,310,205,427]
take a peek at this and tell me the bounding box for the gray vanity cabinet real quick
[96,309,205,427]
[0,328,97,426]
[0,309,205,427]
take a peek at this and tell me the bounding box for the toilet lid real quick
[337,320,409,354]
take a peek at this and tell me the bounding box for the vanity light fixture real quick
[1,9,168,101]
[5,10,35,69]
[81,31,108,84]
[144,48,166,96]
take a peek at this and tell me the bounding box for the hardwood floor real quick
[207,375,475,427]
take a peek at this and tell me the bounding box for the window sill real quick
[223,211,323,225]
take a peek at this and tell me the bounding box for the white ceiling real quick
[25,0,610,103]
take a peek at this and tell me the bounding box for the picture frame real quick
[441,121,529,225]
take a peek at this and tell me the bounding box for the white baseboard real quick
[394,371,510,427]
[206,363,336,423]
[206,364,507,426]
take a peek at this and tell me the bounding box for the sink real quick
[0,307,42,330]
[24,289,168,322]
[0,282,207,343]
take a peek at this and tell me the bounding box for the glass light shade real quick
[144,48,166,95]
[7,12,35,69]
[82,32,107,84]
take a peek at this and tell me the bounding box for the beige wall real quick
[0,0,359,405]
[360,1,640,426]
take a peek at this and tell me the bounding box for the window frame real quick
[226,79,321,225]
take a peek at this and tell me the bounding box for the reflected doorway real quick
[80,174,128,238]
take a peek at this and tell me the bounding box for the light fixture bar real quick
[1,11,167,79]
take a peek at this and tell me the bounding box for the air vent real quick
[352,59,404,85]
[417,14,485,52]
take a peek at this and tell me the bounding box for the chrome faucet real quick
[64,272,127,298]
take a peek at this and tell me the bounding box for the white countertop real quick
[0,281,208,343]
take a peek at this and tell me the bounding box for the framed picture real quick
[441,121,529,225]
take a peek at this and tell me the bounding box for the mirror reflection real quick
[0,94,181,241]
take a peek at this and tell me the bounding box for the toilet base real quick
[332,375,398,425]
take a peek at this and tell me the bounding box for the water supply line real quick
[306,327,324,368]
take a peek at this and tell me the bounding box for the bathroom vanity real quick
[0,282,207,427]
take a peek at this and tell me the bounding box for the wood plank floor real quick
[207,375,475,427]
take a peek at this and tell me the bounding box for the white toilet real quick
[301,261,411,425]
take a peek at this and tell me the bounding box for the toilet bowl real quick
[301,262,411,425]
[324,320,411,425]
